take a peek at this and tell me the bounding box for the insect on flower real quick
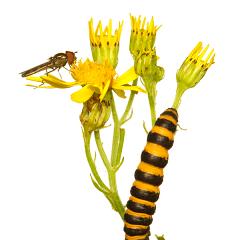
[26,60,145,102]
[20,51,76,77]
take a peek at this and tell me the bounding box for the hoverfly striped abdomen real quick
[124,108,178,240]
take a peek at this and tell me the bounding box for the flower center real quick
[71,60,116,90]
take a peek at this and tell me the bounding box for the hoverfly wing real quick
[20,61,52,77]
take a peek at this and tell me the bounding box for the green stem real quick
[83,130,109,192]
[115,128,125,167]
[148,91,157,127]
[109,92,125,218]
[91,93,125,219]
[94,131,111,170]
[105,80,138,217]
[108,173,125,219]
[110,92,120,167]
[172,84,187,110]
[94,129,125,219]
[120,79,138,125]
[143,77,157,127]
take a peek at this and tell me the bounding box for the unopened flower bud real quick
[134,50,164,82]
[176,41,215,90]
[80,94,111,132]
[173,42,215,109]
[89,19,123,69]
[130,15,160,56]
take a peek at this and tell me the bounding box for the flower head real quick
[134,49,164,82]
[129,15,164,83]
[130,15,160,56]
[26,59,145,103]
[173,42,215,109]
[89,18,123,68]
[176,41,215,89]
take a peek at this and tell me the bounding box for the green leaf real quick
[90,174,110,194]
[155,234,165,240]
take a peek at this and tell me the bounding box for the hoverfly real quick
[20,51,76,77]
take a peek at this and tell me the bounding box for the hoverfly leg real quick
[39,82,45,87]
[45,67,57,76]
[33,81,45,89]
[57,68,63,79]
[45,65,53,76]
[63,66,70,72]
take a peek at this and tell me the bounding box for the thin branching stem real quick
[120,78,138,125]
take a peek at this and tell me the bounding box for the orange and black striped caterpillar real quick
[124,108,178,240]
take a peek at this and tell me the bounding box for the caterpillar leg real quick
[124,108,178,240]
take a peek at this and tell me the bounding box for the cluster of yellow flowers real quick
[22,15,215,238]
[24,15,215,131]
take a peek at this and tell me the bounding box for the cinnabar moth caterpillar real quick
[124,108,178,240]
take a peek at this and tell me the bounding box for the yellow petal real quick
[113,67,138,86]
[27,74,76,88]
[188,42,202,59]
[71,85,94,103]
[40,75,76,88]
[25,84,54,88]
[99,79,111,102]
[113,85,146,93]
[26,76,43,83]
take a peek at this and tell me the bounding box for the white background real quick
[1,0,240,239]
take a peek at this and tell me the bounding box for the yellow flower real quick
[130,15,160,56]
[26,59,145,103]
[89,18,123,68]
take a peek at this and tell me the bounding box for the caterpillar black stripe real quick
[124,108,178,240]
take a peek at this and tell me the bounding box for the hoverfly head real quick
[66,51,77,65]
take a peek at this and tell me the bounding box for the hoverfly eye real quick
[66,51,76,65]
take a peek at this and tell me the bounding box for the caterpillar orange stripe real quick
[124,108,178,240]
